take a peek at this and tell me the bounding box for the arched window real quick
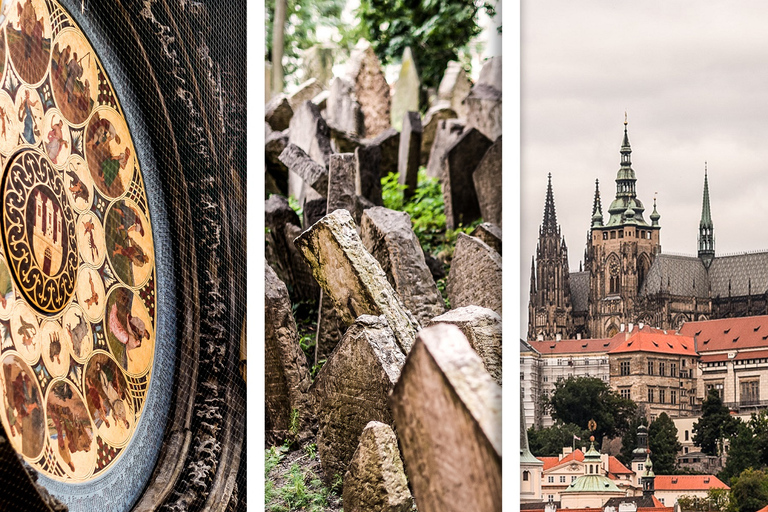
[523,471,530,481]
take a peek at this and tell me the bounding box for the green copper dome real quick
[561,440,624,495]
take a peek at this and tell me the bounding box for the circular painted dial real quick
[0,0,157,483]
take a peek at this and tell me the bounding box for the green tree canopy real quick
[356,0,495,90]
[648,412,683,475]
[693,389,738,456]
[719,419,759,485]
[544,376,637,442]
[729,468,768,512]
[527,423,592,457]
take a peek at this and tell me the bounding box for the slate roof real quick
[653,475,728,491]
[604,496,666,509]
[640,254,709,298]
[570,271,590,312]
[608,331,697,356]
[678,315,768,353]
[709,251,768,297]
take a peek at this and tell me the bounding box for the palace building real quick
[529,117,768,341]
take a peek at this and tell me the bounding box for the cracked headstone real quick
[390,46,420,131]
[347,40,391,138]
[389,324,502,512]
[369,128,400,178]
[428,306,502,385]
[355,143,383,206]
[313,315,406,485]
[295,209,419,353]
[288,101,333,202]
[327,76,365,137]
[446,233,502,314]
[288,78,325,112]
[426,118,465,180]
[265,94,293,132]
[265,262,313,444]
[471,222,502,256]
[279,143,329,198]
[443,127,492,229]
[397,111,422,199]
[361,206,444,326]
[473,137,502,227]
[437,61,472,119]
[343,421,414,512]
[420,104,457,166]
[465,57,502,142]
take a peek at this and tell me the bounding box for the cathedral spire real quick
[698,163,715,268]
[542,172,558,234]
[591,179,603,227]
[606,114,647,226]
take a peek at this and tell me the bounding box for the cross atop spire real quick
[542,172,558,234]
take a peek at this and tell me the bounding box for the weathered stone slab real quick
[295,209,420,353]
[302,196,327,229]
[343,421,413,512]
[425,118,465,180]
[473,137,502,227]
[313,315,406,484]
[346,40,391,138]
[288,101,333,202]
[279,143,329,198]
[315,290,345,366]
[437,61,472,119]
[355,144,383,206]
[288,78,325,112]
[446,233,502,314]
[465,57,502,142]
[398,112,422,198]
[283,222,321,301]
[443,127,492,229]
[420,105,457,166]
[265,261,313,444]
[329,124,363,154]
[428,306,502,385]
[361,206,444,326]
[327,76,364,137]
[312,89,330,111]
[389,324,502,512]
[266,94,293,132]
[390,47,420,131]
[301,44,336,87]
[328,153,362,222]
[266,126,289,196]
[369,128,400,178]
[471,222,502,256]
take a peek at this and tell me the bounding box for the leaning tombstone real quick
[473,136,503,228]
[420,104,457,166]
[389,324,502,512]
[278,143,329,198]
[368,127,400,178]
[397,111,422,198]
[288,101,333,202]
[425,118,465,180]
[346,40,391,138]
[446,233,502,314]
[361,206,444,326]
[443,128,492,229]
[265,94,293,132]
[436,60,472,119]
[343,421,414,512]
[265,262,313,444]
[327,153,362,223]
[465,57,502,142]
[390,46,420,131]
[312,315,406,485]
[355,144,383,206]
[471,222,502,255]
[295,209,419,353]
[327,76,365,137]
[428,306,502,385]
[300,44,336,87]
[287,78,325,112]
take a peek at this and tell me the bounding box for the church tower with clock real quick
[586,117,661,338]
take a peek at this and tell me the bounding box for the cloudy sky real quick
[519,1,768,337]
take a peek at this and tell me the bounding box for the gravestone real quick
[327,153,362,223]
[473,137,503,227]
[312,315,406,484]
[426,118,465,180]
[343,421,413,512]
[446,233,502,314]
[265,262,313,444]
[428,306,502,385]
[389,324,502,512]
[265,125,289,196]
[302,196,327,228]
[420,105,457,166]
[288,101,333,202]
[278,143,329,198]
[436,61,472,119]
[471,222,502,256]
[443,128,492,229]
[295,209,419,353]
[465,57,502,142]
[265,94,293,132]
[347,40,391,138]
[287,78,325,112]
[329,124,363,154]
[390,47,420,132]
[312,89,330,111]
[327,76,365,137]
[397,112,422,198]
[361,206,444,326]
[355,143,383,206]
[300,44,335,87]
[369,128,400,178]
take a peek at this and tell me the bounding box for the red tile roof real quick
[653,475,729,491]
[607,457,633,475]
[679,316,768,353]
[528,337,620,355]
[608,331,697,356]
[755,506,768,512]
[538,450,584,471]
[701,349,768,363]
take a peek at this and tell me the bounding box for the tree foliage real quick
[648,413,682,475]
[676,489,730,512]
[527,423,592,457]
[718,411,768,485]
[544,376,637,442]
[693,389,738,456]
[729,468,768,512]
[619,413,648,467]
[355,0,495,89]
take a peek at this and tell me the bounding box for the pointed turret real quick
[606,115,648,226]
[591,179,604,227]
[641,452,656,498]
[650,197,660,226]
[542,172,558,235]
[698,163,715,268]
[530,256,536,296]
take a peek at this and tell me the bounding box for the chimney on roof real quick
[621,323,625,332]
[556,333,562,342]
[537,333,544,341]
[545,500,557,512]
[639,322,645,330]
[577,333,582,340]
[629,323,634,332]
[562,446,573,458]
